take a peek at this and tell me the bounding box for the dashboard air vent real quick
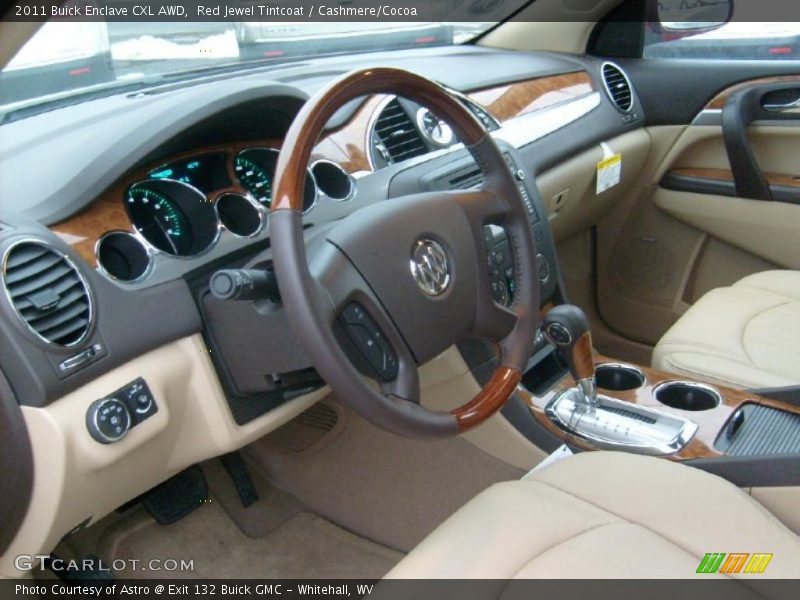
[374,99,427,163]
[601,62,633,113]
[3,240,92,346]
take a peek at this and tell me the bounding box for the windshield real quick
[0,1,530,111]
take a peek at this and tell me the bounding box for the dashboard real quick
[0,44,645,408]
[46,74,576,288]
[0,44,645,572]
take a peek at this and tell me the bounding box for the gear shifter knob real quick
[542,304,597,405]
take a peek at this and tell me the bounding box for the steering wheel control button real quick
[483,225,516,307]
[410,239,451,296]
[86,398,131,444]
[339,302,398,381]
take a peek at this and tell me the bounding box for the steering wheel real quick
[270,68,539,437]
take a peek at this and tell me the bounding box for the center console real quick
[516,304,800,477]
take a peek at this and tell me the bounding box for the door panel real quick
[597,77,800,347]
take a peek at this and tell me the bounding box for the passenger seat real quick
[652,271,800,389]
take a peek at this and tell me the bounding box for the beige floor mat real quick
[248,400,524,553]
[102,502,402,579]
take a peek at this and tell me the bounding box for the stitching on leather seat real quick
[739,300,794,368]
[511,522,704,579]
[524,479,731,577]
[506,521,633,579]
[662,355,758,388]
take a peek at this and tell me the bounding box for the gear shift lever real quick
[542,305,597,406]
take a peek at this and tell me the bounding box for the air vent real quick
[3,240,92,346]
[601,62,633,113]
[373,98,427,163]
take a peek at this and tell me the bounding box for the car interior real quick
[1,0,800,583]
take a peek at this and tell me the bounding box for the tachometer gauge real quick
[125,180,218,257]
[416,108,455,148]
[234,148,318,213]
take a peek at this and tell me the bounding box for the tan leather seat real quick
[653,270,800,389]
[386,452,800,578]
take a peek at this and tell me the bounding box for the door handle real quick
[762,89,800,113]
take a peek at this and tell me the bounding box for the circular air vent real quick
[2,240,93,346]
[601,62,634,113]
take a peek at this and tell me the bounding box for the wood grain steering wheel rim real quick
[270,67,539,437]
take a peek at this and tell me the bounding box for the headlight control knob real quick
[86,397,131,444]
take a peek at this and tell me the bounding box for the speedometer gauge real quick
[234,148,318,213]
[234,155,273,205]
[125,180,218,257]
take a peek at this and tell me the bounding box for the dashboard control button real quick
[121,378,157,421]
[86,397,131,444]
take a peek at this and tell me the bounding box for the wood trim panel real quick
[468,71,595,122]
[522,353,800,461]
[705,75,800,109]
[51,139,282,266]
[452,366,522,432]
[670,167,800,189]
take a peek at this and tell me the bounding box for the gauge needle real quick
[152,212,180,255]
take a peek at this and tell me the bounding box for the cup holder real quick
[653,381,722,411]
[595,363,646,391]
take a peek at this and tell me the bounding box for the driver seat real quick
[386,452,800,578]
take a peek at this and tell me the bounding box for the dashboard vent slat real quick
[374,99,427,164]
[3,241,92,346]
[601,62,634,113]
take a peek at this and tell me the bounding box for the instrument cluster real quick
[95,147,354,283]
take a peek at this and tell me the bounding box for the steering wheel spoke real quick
[306,239,421,403]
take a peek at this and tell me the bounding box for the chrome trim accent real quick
[310,159,356,202]
[1,237,94,348]
[213,192,266,238]
[124,178,221,260]
[595,363,647,388]
[415,106,455,148]
[577,376,598,407]
[365,95,400,171]
[601,61,634,113]
[410,239,451,296]
[90,397,131,444]
[94,230,154,284]
[653,380,723,410]
[543,322,572,345]
[302,166,319,215]
[546,387,698,456]
[691,108,722,126]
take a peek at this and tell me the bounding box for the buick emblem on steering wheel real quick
[410,239,451,296]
